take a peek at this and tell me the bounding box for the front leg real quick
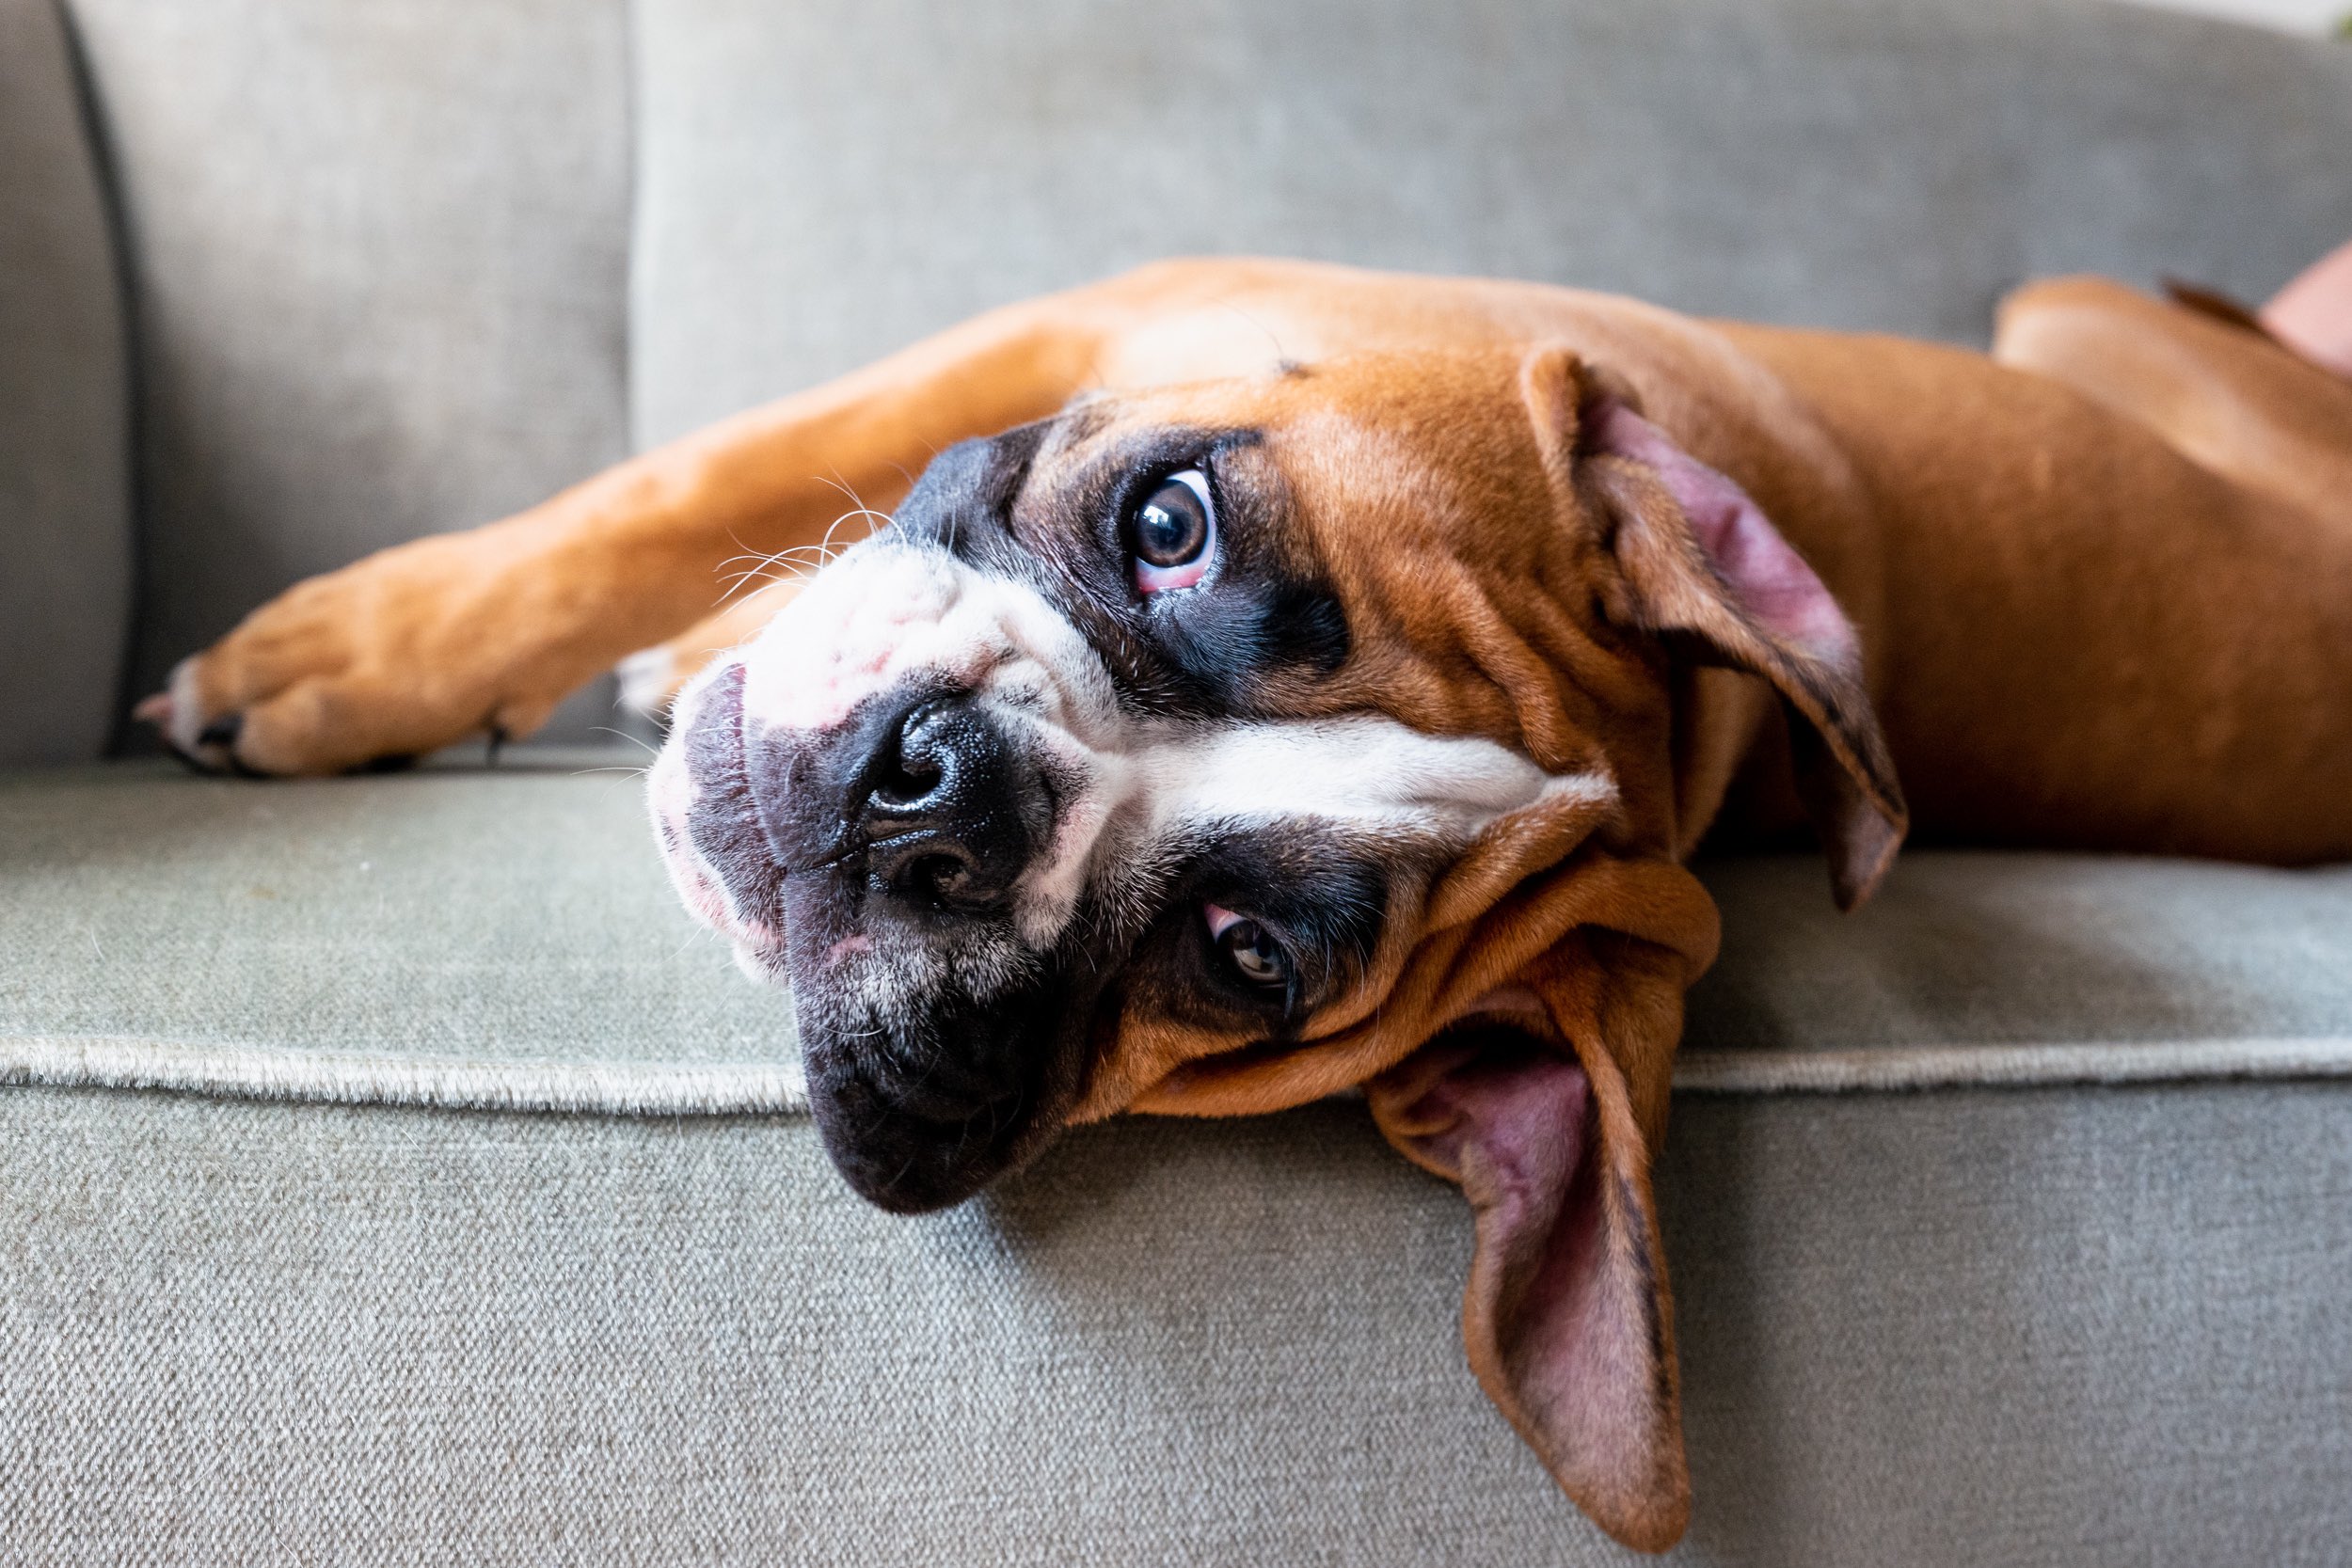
[140,283,1143,774]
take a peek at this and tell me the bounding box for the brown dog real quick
[142,259,2352,1551]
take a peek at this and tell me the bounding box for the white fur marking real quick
[660,541,1613,972]
[163,658,205,752]
[616,645,679,718]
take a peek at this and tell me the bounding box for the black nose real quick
[860,698,1042,912]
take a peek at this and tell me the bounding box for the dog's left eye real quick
[1205,902,1290,990]
[1129,469,1216,593]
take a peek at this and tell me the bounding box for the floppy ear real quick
[1522,349,1907,910]
[1367,929,1692,1553]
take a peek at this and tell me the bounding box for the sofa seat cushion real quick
[1684,853,2352,1088]
[6,763,2349,1109]
[0,759,802,1111]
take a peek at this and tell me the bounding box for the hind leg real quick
[1993,273,2352,529]
[2262,237,2352,379]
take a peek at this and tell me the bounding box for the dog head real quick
[648,344,1902,1550]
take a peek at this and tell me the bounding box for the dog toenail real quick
[199,713,244,749]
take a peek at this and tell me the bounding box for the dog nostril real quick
[874,776,931,809]
[872,701,949,809]
[855,694,1037,915]
[872,840,997,912]
[908,851,980,907]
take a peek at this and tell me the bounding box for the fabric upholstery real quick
[629,0,2352,444]
[8,767,2348,1112]
[61,0,636,745]
[0,0,132,765]
[0,762,795,1099]
[1,1079,2344,1565]
[1703,852,2352,1050]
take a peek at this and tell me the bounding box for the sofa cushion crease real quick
[0,1033,813,1116]
[8,765,2351,1117]
[7,1032,2352,1118]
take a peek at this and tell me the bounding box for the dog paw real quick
[136,528,596,776]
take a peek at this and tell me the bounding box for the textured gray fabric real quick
[1664,1083,2352,1566]
[0,1080,2344,1564]
[62,0,636,746]
[1689,852,2352,1050]
[7,767,2351,1112]
[0,0,133,765]
[0,762,793,1078]
[629,0,2352,444]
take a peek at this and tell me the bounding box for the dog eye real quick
[1129,468,1216,593]
[1205,902,1290,990]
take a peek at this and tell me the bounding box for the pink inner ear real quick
[1585,396,1858,666]
[1405,1043,1591,1201]
[1416,1049,1622,1439]
[1374,1030,1689,1547]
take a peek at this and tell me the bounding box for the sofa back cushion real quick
[631,0,2352,444]
[0,0,132,765]
[47,0,2352,750]
[64,0,635,743]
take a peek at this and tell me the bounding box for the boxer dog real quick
[140,257,2352,1551]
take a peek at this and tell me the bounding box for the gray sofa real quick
[4,0,2350,1560]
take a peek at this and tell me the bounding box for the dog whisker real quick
[586,724,663,760]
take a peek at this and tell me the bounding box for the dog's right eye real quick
[1204,902,1291,990]
[1129,469,1216,593]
